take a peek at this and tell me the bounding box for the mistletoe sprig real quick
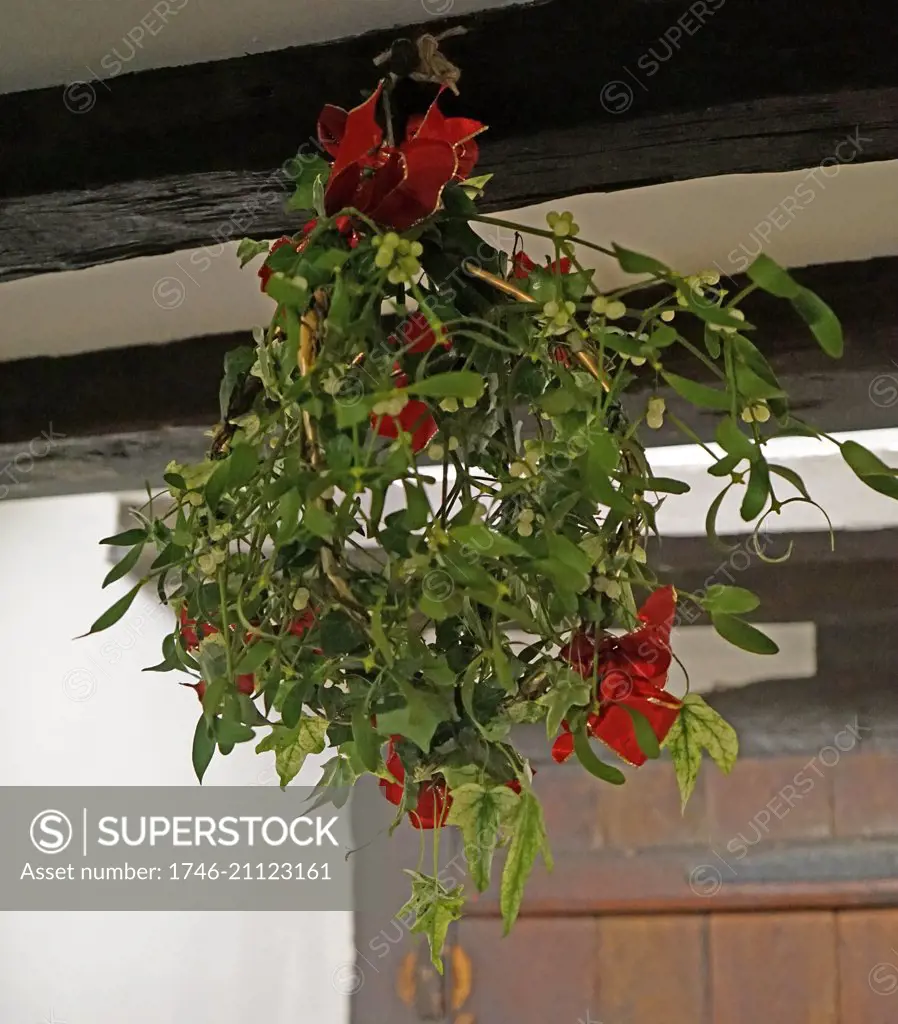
[91,72,898,969]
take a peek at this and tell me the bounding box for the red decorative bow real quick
[318,83,485,231]
[552,586,682,767]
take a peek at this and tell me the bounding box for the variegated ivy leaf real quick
[500,791,553,935]
[398,871,466,973]
[446,783,519,892]
[537,666,591,740]
[663,693,739,810]
[255,715,327,788]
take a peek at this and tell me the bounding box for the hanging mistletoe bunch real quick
[92,57,898,969]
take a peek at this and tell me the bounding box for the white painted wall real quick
[0,493,352,1024]
[4,159,898,362]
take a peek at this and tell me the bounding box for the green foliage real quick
[663,694,739,809]
[92,87,894,958]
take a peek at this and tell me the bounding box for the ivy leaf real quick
[286,154,331,209]
[500,792,553,935]
[79,582,143,637]
[537,672,591,740]
[304,755,358,812]
[255,716,328,787]
[447,783,519,892]
[399,871,466,973]
[711,612,779,654]
[192,714,216,784]
[236,238,270,267]
[662,372,732,411]
[663,693,738,809]
[377,689,455,753]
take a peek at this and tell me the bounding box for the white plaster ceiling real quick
[0,0,525,93]
[2,158,898,362]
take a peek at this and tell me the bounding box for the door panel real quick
[709,912,837,1024]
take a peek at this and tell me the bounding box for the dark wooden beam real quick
[2,0,897,281]
[2,255,897,501]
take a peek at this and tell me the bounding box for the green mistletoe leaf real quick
[739,458,770,521]
[255,716,328,788]
[404,371,484,401]
[711,612,779,655]
[700,585,760,615]
[623,706,661,760]
[102,539,146,588]
[662,372,733,411]
[192,715,216,784]
[572,725,626,785]
[747,254,843,357]
[80,582,144,637]
[447,783,519,892]
[663,693,738,809]
[99,527,148,546]
[715,416,757,462]
[839,440,898,500]
[611,243,670,277]
[449,524,528,559]
[500,791,553,935]
[234,641,275,675]
[219,345,256,419]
